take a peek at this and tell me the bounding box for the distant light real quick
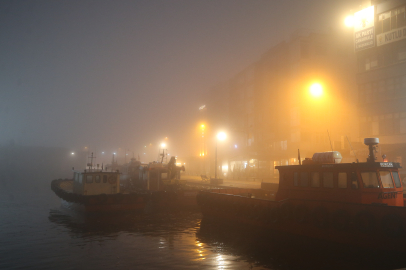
[71,152,74,155]
[310,83,323,97]
[199,105,206,111]
[235,145,238,148]
[144,153,146,154]
[217,132,227,141]
[161,143,166,148]
[126,154,128,155]
[102,152,104,154]
[165,137,168,140]
[113,152,116,155]
[144,146,146,148]
[344,15,354,27]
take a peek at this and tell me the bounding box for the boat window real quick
[300,172,308,187]
[392,172,402,188]
[95,175,101,183]
[351,172,358,189]
[361,172,380,188]
[294,172,299,186]
[311,172,320,187]
[79,174,82,184]
[380,171,394,188]
[103,175,107,183]
[322,172,334,188]
[338,172,347,188]
[86,175,93,183]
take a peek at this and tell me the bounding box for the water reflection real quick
[196,217,406,270]
[48,208,201,239]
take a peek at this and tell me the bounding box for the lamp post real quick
[215,132,226,179]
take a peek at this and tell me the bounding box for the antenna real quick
[87,152,96,170]
[346,136,359,163]
[327,130,333,151]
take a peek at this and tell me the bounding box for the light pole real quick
[201,124,206,174]
[215,132,226,179]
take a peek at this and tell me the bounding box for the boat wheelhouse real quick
[276,162,403,206]
[72,169,120,195]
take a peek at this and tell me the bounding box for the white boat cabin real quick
[72,169,120,195]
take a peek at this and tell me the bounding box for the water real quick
[1,146,406,270]
[3,185,406,270]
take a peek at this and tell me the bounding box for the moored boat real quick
[197,138,406,251]
[51,157,150,212]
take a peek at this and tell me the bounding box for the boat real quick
[197,138,406,251]
[51,153,150,213]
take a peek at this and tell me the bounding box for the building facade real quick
[207,28,359,181]
[357,0,406,170]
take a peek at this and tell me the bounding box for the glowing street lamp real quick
[215,132,227,179]
[161,143,166,148]
[344,15,354,27]
[310,83,323,98]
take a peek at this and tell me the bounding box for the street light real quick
[344,15,354,27]
[215,132,227,179]
[310,83,323,98]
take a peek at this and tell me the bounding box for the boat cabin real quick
[72,169,120,195]
[275,138,403,207]
[140,158,185,191]
[276,162,403,206]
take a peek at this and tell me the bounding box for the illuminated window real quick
[380,171,394,188]
[361,171,380,188]
[377,6,406,33]
[392,172,402,188]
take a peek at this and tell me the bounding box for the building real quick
[356,0,406,170]
[208,28,359,181]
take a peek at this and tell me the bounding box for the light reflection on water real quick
[2,189,406,270]
[0,191,264,270]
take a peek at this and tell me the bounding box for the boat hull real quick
[197,189,406,252]
[51,179,150,213]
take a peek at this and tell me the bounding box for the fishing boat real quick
[51,153,150,213]
[197,138,406,251]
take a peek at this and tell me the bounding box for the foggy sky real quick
[0,0,362,159]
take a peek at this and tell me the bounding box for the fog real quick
[1,0,361,163]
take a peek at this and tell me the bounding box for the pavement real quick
[182,175,278,189]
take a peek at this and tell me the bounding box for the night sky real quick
[1,0,363,160]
